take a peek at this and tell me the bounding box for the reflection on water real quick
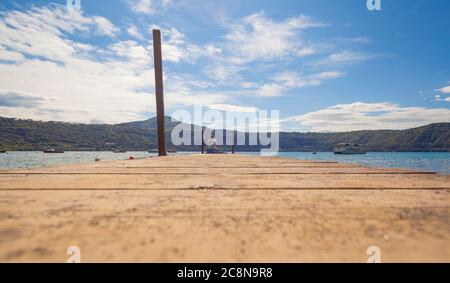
[0,151,449,174]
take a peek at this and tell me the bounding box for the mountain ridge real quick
[0,116,449,152]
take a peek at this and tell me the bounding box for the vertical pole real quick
[201,128,205,154]
[153,29,167,157]
[232,145,235,154]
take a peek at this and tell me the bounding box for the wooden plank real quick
[0,189,448,262]
[0,155,448,262]
[0,167,435,174]
[0,173,448,190]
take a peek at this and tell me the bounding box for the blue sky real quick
[0,0,449,131]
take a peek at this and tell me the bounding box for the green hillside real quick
[0,116,448,152]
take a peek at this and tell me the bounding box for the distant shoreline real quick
[1,150,450,153]
[1,116,449,152]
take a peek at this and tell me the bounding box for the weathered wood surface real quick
[0,154,449,262]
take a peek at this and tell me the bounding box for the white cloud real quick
[129,0,171,15]
[0,5,227,124]
[256,83,287,97]
[286,102,450,132]
[330,51,368,62]
[297,47,315,56]
[92,16,119,36]
[240,81,257,88]
[109,40,151,65]
[436,84,450,94]
[163,74,229,107]
[0,6,118,64]
[127,24,143,39]
[253,70,345,97]
[159,27,187,62]
[315,71,344,79]
[310,50,373,66]
[435,94,450,102]
[223,12,325,64]
[0,89,46,108]
[201,12,353,91]
[203,63,245,83]
[207,104,258,113]
[0,5,387,128]
[130,0,154,14]
[275,71,344,87]
[149,26,220,63]
[0,46,25,62]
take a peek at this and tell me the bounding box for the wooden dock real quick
[0,154,449,262]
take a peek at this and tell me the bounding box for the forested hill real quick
[0,116,448,152]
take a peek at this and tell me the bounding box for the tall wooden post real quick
[153,29,167,156]
[201,128,205,154]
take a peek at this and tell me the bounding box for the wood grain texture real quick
[0,154,448,262]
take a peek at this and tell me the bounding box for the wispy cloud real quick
[436,83,450,94]
[206,104,258,113]
[0,89,46,108]
[0,5,226,123]
[254,71,345,97]
[285,102,450,132]
[222,12,325,64]
[126,24,143,39]
[129,0,171,15]
[308,50,376,66]
[150,26,221,63]
[0,3,398,130]
[199,12,357,95]
[0,47,25,63]
[434,94,450,102]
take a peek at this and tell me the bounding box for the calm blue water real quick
[249,152,450,174]
[0,151,449,174]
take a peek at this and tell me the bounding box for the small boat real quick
[148,149,158,153]
[312,152,317,155]
[43,148,64,153]
[0,150,6,153]
[113,150,127,153]
[167,149,177,153]
[334,143,366,154]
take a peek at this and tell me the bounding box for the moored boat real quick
[334,143,366,154]
[43,148,64,153]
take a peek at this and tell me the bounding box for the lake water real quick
[0,151,449,173]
